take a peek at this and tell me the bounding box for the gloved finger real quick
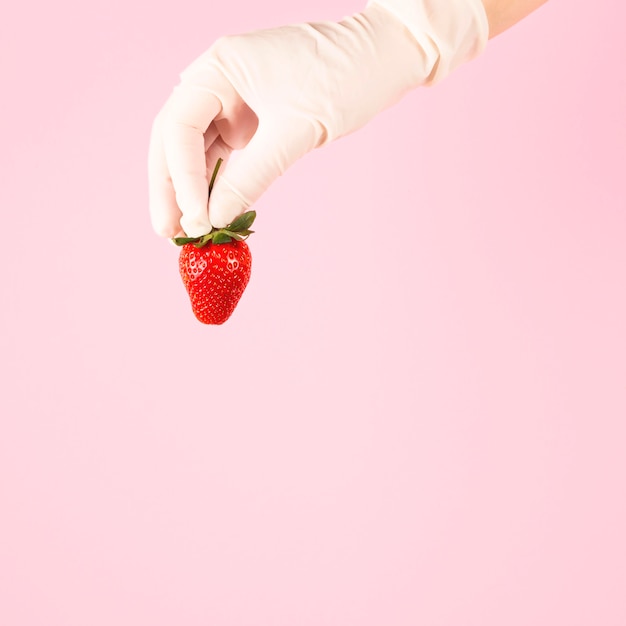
[148,113,181,237]
[208,116,322,228]
[149,119,224,238]
[161,83,223,237]
[179,135,233,237]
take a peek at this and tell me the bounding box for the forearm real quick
[480,0,550,38]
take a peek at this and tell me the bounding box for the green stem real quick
[208,158,223,197]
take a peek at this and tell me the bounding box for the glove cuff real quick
[366,0,489,84]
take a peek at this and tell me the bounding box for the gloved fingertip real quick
[180,212,213,239]
[208,180,251,229]
[151,219,182,239]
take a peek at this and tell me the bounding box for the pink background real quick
[2,0,625,624]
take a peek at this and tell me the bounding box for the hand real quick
[148,0,488,238]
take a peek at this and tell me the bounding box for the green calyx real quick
[171,157,256,248]
[172,210,256,247]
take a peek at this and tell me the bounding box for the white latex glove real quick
[148,0,488,238]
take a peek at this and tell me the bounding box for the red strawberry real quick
[172,158,256,325]
[178,236,252,324]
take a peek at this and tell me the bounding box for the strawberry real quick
[172,158,256,325]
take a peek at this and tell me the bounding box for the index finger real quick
[164,84,223,237]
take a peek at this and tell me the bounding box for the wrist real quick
[365,0,489,83]
[480,0,549,38]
